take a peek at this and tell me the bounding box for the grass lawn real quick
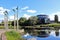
[5,31,25,40]
[35,23,60,27]
[48,23,60,26]
[0,26,5,29]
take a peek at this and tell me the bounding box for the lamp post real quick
[4,11,8,30]
[13,9,16,30]
[13,6,19,30]
[16,6,19,30]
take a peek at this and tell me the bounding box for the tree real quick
[54,15,58,23]
[28,16,38,26]
[11,21,17,26]
[19,17,27,26]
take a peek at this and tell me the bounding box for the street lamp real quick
[13,9,16,30]
[13,6,19,30]
[4,10,8,30]
[16,6,19,30]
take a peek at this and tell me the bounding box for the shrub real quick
[8,26,14,29]
[5,31,25,40]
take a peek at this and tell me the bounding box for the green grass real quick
[0,26,5,29]
[34,23,60,27]
[8,26,14,29]
[0,26,14,29]
[0,26,23,29]
[5,31,25,40]
[0,23,60,29]
[48,23,60,27]
[48,23,60,25]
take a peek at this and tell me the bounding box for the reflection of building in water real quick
[50,30,55,36]
[50,30,60,37]
[37,15,50,24]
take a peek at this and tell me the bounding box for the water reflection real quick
[23,29,60,40]
[50,30,60,37]
[24,33,30,37]
[50,30,56,36]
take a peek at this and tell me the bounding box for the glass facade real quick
[37,15,50,24]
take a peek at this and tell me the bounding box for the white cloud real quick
[21,6,29,10]
[9,15,14,21]
[23,14,31,19]
[27,10,37,13]
[0,7,10,22]
[0,7,10,15]
[49,11,60,21]
[9,15,20,21]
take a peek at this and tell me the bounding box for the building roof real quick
[37,15,48,16]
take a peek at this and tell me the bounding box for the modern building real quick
[37,15,50,24]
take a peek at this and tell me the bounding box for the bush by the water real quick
[8,26,14,29]
[5,31,25,40]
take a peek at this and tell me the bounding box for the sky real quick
[0,0,60,22]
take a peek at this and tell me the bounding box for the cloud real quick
[21,6,29,10]
[0,7,10,15]
[9,15,14,21]
[27,10,37,13]
[0,7,10,22]
[49,11,60,21]
[23,14,31,19]
[9,15,20,21]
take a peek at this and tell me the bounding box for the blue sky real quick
[0,0,60,21]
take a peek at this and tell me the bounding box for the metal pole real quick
[14,14,16,30]
[4,12,8,30]
[6,13,8,30]
[13,6,19,30]
[4,14,6,30]
[13,9,16,30]
[16,6,19,30]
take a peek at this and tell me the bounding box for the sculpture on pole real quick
[4,11,8,30]
[13,6,19,30]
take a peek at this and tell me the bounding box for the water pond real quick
[23,30,60,40]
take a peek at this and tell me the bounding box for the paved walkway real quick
[0,29,6,40]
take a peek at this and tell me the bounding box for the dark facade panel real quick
[37,15,50,24]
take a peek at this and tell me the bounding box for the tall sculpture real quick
[4,11,8,30]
